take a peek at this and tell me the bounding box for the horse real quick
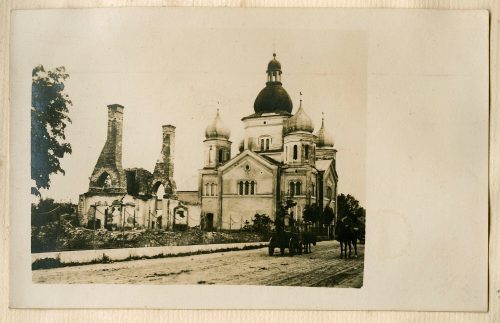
[301,231,317,254]
[335,216,359,259]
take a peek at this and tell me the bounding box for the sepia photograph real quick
[9,7,488,311]
[27,9,367,287]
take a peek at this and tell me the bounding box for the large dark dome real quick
[253,84,293,114]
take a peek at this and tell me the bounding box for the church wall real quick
[221,196,274,230]
[221,158,274,195]
[200,197,218,217]
[243,115,288,152]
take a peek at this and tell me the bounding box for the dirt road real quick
[33,240,364,288]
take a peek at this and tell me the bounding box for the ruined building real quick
[78,104,200,230]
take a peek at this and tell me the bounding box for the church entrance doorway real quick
[206,213,214,231]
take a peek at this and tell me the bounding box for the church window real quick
[288,180,303,196]
[304,145,309,159]
[285,146,288,161]
[209,146,212,163]
[293,145,298,160]
[238,181,256,195]
[261,139,264,151]
[218,149,224,163]
[266,138,270,150]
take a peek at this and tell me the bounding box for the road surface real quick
[33,240,364,288]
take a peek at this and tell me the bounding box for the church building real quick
[199,54,338,230]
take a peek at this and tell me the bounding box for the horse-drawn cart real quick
[268,230,302,256]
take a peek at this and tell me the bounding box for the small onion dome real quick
[316,116,334,147]
[205,109,230,139]
[267,53,281,72]
[284,99,314,135]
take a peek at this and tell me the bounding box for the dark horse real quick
[301,231,317,254]
[335,216,359,259]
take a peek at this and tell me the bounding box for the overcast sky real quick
[13,8,367,205]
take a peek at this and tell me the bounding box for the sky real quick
[13,8,367,205]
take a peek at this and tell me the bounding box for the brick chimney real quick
[88,104,127,194]
[152,125,177,198]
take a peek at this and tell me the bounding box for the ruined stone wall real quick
[152,125,177,198]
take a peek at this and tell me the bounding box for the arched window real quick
[285,146,288,161]
[266,138,270,150]
[211,183,215,196]
[218,149,223,163]
[304,145,309,159]
[209,146,212,163]
[288,180,302,196]
[155,183,165,199]
[245,181,249,195]
[239,181,244,195]
[261,139,264,151]
[250,181,255,194]
[97,172,112,188]
[293,145,298,160]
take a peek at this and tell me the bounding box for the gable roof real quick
[315,159,332,172]
[219,149,279,173]
[315,159,338,181]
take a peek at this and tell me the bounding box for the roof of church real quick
[205,109,230,140]
[254,84,293,115]
[260,154,282,166]
[253,54,293,115]
[284,99,314,135]
[315,116,334,147]
[267,53,281,71]
[315,159,333,172]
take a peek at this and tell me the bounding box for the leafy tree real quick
[251,213,273,235]
[321,206,335,225]
[337,194,366,239]
[303,203,322,224]
[31,198,76,226]
[31,65,73,196]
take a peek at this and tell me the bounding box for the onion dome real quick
[284,97,314,135]
[316,114,334,147]
[267,54,281,71]
[253,53,293,115]
[205,109,230,140]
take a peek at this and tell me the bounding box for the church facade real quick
[199,54,338,230]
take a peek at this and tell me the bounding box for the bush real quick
[32,257,62,270]
[251,214,273,236]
